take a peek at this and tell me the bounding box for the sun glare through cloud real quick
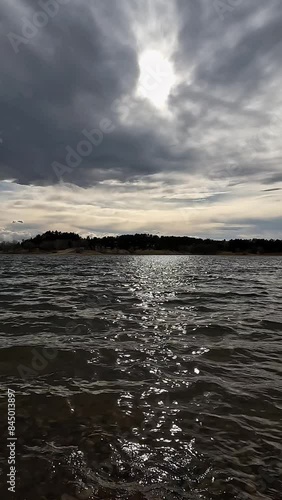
[137,49,176,109]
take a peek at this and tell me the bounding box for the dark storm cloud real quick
[175,0,282,91]
[0,0,141,184]
[0,0,195,187]
[171,0,282,182]
[0,0,282,189]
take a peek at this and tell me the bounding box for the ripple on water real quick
[0,254,282,499]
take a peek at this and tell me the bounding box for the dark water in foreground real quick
[0,255,282,500]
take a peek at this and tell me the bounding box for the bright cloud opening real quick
[137,50,176,109]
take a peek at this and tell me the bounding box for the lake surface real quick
[0,255,282,499]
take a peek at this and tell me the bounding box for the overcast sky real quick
[0,0,282,241]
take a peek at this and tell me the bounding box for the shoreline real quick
[1,250,282,257]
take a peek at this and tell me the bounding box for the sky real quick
[0,0,282,241]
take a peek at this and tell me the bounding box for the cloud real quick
[0,174,281,241]
[0,0,282,238]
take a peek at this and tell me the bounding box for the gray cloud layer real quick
[0,0,282,239]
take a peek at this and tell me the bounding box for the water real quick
[0,255,282,499]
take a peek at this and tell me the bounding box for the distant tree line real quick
[0,230,282,254]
